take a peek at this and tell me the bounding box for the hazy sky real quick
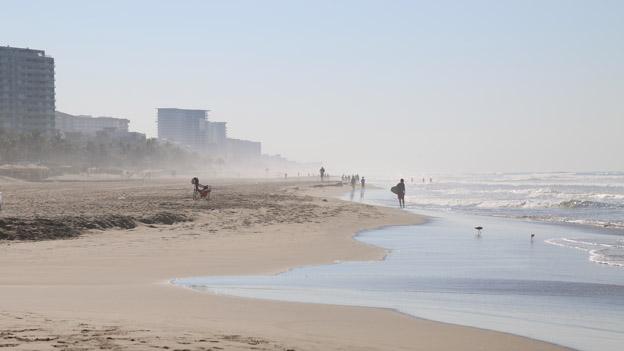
[2,0,623,174]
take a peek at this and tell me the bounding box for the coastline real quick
[0,179,572,350]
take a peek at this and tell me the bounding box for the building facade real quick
[156,107,261,160]
[226,138,261,160]
[157,108,210,151]
[157,108,230,153]
[0,46,55,133]
[206,121,227,152]
[55,111,129,135]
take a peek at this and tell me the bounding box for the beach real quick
[0,178,571,350]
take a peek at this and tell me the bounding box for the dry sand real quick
[0,179,571,350]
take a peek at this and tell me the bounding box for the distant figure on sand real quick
[351,176,357,189]
[191,177,211,201]
[361,177,366,188]
[392,179,406,208]
[320,167,326,181]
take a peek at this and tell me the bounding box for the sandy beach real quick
[0,179,571,350]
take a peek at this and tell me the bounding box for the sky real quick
[1,0,623,174]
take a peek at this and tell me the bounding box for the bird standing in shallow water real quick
[474,226,483,237]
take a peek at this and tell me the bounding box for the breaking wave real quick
[546,237,624,267]
[559,200,623,209]
[393,171,624,231]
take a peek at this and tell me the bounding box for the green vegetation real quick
[0,130,202,171]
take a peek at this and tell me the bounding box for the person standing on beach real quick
[361,177,366,188]
[396,178,406,208]
[320,167,325,181]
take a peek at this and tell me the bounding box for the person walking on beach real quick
[396,178,406,208]
[361,177,366,188]
[320,167,326,181]
[351,175,357,189]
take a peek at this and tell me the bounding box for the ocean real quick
[383,172,624,229]
[366,172,624,267]
[173,173,624,351]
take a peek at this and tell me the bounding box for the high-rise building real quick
[207,121,227,147]
[157,108,209,151]
[0,46,55,133]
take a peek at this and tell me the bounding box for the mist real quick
[1,0,623,174]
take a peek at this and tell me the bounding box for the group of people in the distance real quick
[321,167,408,209]
[341,174,366,189]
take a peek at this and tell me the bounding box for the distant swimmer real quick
[474,226,483,236]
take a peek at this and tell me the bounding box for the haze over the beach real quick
[2,0,622,174]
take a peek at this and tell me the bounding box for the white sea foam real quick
[545,238,624,267]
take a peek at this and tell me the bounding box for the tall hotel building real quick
[157,108,209,151]
[0,46,55,133]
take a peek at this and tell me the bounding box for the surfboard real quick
[390,186,398,194]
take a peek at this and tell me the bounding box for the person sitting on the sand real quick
[191,177,211,200]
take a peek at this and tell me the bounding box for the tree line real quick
[0,129,206,171]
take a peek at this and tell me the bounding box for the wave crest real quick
[559,200,621,209]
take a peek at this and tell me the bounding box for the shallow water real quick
[173,188,624,351]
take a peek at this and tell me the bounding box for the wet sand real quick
[0,178,571,350]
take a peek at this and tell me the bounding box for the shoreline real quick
[174,208,584,351]
[0,179,572,350]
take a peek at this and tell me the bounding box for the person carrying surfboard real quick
[391,179,406,208]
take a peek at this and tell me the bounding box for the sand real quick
[0,179,571,350]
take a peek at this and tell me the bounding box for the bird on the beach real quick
[474,226,483,236]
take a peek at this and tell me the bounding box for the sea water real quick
[376,172,624,229]
[173,174,624,351]
[365,172,624,267]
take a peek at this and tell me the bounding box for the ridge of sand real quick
[0,179,571,350]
